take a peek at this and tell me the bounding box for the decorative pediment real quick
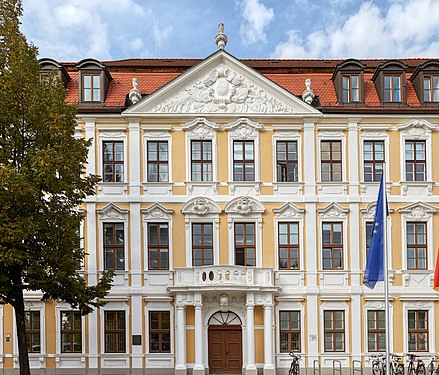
[123,51,321,116]
[398,202,437,220]
[181,117,221,139]
[224,196,265,216]
[142,203,173,221]
[97,203,128,220]
[181,197,222,216]
[273,202,305,219]
[224,118,264,139]
[360,202,377,219]
[397,119,437,139]
[317,202,349,218]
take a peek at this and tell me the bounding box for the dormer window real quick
[76,58,112,104]
[83,74,101,102]
[372,60,407,105]
[332,59,365,105]
[423,76,439,102]
[38,58,70,88]
[342,75,359,102]
[384,75,401,102]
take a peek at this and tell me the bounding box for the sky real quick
[20,0,439,62]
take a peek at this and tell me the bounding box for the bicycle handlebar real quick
[289,352,301,359]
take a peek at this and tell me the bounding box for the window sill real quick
[359,181,392,195]
[185,180,219,195]
[228,181,261,196]
[400,181,433,196]
[273,181,303,195]
[316,181,348,195]
[402,270,434,288]
[142,182,174,195]
[97,182,128,195]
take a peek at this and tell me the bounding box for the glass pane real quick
[148,143,157,161]
[159,143,168,161]
[234,142,243,160]
[244,142,254,160]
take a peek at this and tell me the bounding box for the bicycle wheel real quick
[427,363,433,375]
[417,364,425,375]
[288,362,294,375]
[396,364,405,375]
[293,362,300,375]
[373,362,382,375]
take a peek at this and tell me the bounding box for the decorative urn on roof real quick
[215,23,227,50]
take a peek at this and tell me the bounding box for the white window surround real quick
[99,298,130,362]
[317,203,349,271]
[319,297,350,359]
[55,302,86,358]
[360,203,394,272]
[400,297,437,354]
[181,197,222,267]
[397,119,436,194]
[273,203,305,271]
[142,126,173,195]
[182,117,220,195]
[275,298,305,363]
[97,129,128,193]
[272,126,303,195]
[363,298,394,356]
[398,202,437,272]
[225,118,264,195]
[142,203,174,271]
[359,127,390,189]
[97,203,129,277]
[144,300,174,359]
[224,196,265,267]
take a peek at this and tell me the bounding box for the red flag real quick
[434,248,439,291]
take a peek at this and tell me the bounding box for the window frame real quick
[407,310,429,352]
[384,74,402,103]
[147,222,169,271]
[60,311,82,353]
[423,76,439,102]
[233,140,255,182]
[190,140,213,182]
[276,140,298,183]
[102,140,124,183]
[406,221,427,270]
[323,310,345,352]
[147,140,169,183]
[103,222,125,271]
[25,310,41,354]
[81,72,101,103]
[234,222,256,267]
[279,310,301,353]
[192,222,214,267]
[98,132,127,189]
[320,139,343,182]
[148,311,171,353]
[278,222,300,270]
[322,222,344,270]
[342,74,360,103]
[104,310,126,353]
[367,310,385,352]
[404,140,426,182]
[363,140,385,182]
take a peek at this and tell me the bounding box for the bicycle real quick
[407,353,426,375]
[427,356,439,375]
[288,352,301,375]
[389,354,405,375]
[371,354,385,375]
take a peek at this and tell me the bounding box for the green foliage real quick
[0,0,113,314]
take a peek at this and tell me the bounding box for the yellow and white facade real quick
[3,42,439,375]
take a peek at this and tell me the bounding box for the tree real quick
[0,2,113,375]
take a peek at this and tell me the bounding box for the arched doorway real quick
[208,311,242,374]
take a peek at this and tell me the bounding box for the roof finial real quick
[215,23,227,50]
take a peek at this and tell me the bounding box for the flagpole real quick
[383,164,391,373]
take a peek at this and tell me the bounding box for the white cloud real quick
[237,0,274,45]
[21,0,173,60]
[273,0,439,58]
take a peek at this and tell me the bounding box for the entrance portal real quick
[208,311,242,374]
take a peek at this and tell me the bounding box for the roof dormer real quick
[38,58,70,88]
[371,60,408,105]
[331,59,366,105]
[76,58,112,104]
[410,60,439,105]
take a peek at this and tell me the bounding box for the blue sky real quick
[21,0,439,62]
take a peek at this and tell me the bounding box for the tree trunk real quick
[13,288,31,375]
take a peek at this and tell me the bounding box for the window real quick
[279,311,301,352]
[25,311,40,353]
[423,76,439,102]
[365,221,373,257]
[367,310,385,352]
[342,75,359,102]
[147,141,169,182]
[192,223,213,266]
[235,223,255,266]
[276,141,298,182]
[279,223,299,270]
[324,311,345,352]
[191,140,212,181]
[103,141,124,182]
[322,223,343,270]
[408,310,428,351]
[233,141,254,181]
[103,223,125,270]
[405,140,426,181]
[384,75,401,102]
[149,311,170,353]
[406,222,427,270]
[147,223,169,270]
[104,311,126,353]
[61,311,82,353]
[83,74,100,102]
[363,141,384,182]
[321,140,342,182]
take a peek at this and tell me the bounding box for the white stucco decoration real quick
[97,203,128,220]
[142,203,174,221]
[397,119,437,139]
[273,202,305,219]
[181,196,222,216]
[317,202,349,218]
[397,201,437,220]
[181,117,221,139]
[224,196,265,216]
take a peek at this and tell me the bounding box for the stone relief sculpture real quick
[129,77,142,104]
[219,294,229,312]
[302,78,315,105]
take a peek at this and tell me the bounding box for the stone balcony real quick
[170,265,277,292]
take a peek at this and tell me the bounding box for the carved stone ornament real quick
[193,198,209,216]
[215,23,228,50]
[181,196,222,216]
[318,202,349,218]
[236,197,253,215]
[142,203,173,221]
[219,294,229,312]
[151,63,294,114]
[398,119,436,139]
[97,203,128,220]
[273,202,304,219]
[301,78,315,105]
[128,77,142,104]
[398,202,437,219]
[182,118,220,139]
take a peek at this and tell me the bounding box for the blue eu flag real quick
[363,175,389,289]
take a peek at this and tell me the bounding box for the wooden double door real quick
[208,325,242,374]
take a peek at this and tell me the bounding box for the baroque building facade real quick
[3,31,439,375]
